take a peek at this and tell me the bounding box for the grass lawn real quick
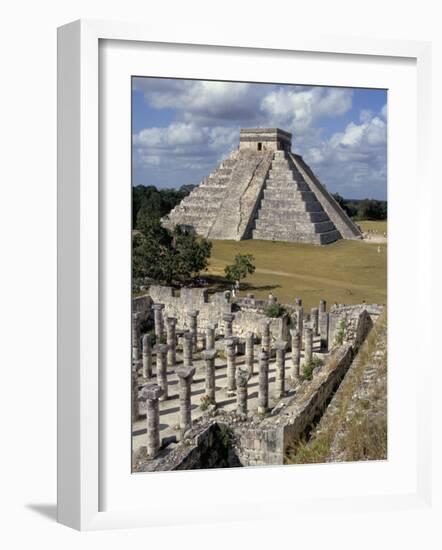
[357,220,387,234]
[205,235,387,310]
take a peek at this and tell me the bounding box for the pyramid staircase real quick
[251,151,341,244]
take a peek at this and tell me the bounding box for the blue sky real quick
[132,78,387,200]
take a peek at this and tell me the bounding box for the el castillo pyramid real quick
[162,128,362,244]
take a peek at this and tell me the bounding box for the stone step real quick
[192,186,226,195]
[177,201,221,210]
[317,229,341,244]
[259,197,323,212]
[252,228,327,244]
[264,180,310,192]
[256,210,329,223]
[262,188,317,201]
[267,167,296,177]
[253,218,335,235]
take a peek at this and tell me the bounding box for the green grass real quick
[357,220,387,234]
[205,236,387,310]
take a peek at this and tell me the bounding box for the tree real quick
[172,226,212,283]
[132,184,195,229]
[132,218,212,286]
[224,254,256,288]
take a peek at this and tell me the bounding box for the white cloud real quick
[132,78,386,198]
[261,87,352,134]
[133,78,264,124]
[303,109,387,198]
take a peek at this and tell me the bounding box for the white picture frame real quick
[57,19,432,531]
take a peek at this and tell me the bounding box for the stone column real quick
[131,366,139,423]
[223,313,235,338]
[152,303,165,341]
[155,343,169,401]
[165,317,177,368]
[140,384,163,458]
[258,350,269,414]
[294,306,304,346]
[142,333,152,379]
[236,367,249,415]
[176,366,195,434]
[319,312,329,351]
[275,340,287,398]
[205,324,216,351]
[311,307,319,336]
[261,319,271,356]
[132,312,141,362]
[304,327,313,366]
[245,331,255,375]
[290,329,301,380]
[319,300,329,351]
[202,349,217,402]
[187,310,199,352]
[225,337,237,392]
[182,331,193,367]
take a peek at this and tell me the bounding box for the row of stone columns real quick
[135,298,330,459]
[145,297,328,365]
[138,334,297,459]
[293,297,329,351]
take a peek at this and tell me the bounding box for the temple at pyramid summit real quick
[162,128,362,245]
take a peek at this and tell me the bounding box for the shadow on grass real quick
[203,274,280,294]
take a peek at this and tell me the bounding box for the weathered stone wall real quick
[329,304,383,347]
[233,309,289,341]
[149,285,232,331]
[146,285,290,339]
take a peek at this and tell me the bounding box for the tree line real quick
[332,193,387,220]
[133,184,195,229]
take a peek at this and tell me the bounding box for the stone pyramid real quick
[162,128,362,244]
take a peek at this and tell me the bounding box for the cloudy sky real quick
[132,77,387,200]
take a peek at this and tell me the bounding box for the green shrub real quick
[334,318,346,346]
[301,355,324,381]
[263,303,287,318]
[200,395,216,411]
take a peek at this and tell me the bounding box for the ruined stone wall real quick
[149,285,232,330]
[233,309,289,341]
[329,304,383,347]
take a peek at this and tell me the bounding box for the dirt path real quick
[361,235,387,244]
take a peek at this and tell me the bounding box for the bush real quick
[334,318,346,346]
[200,395,216,411]
[263,303,287,318]
[301,356,324,381]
